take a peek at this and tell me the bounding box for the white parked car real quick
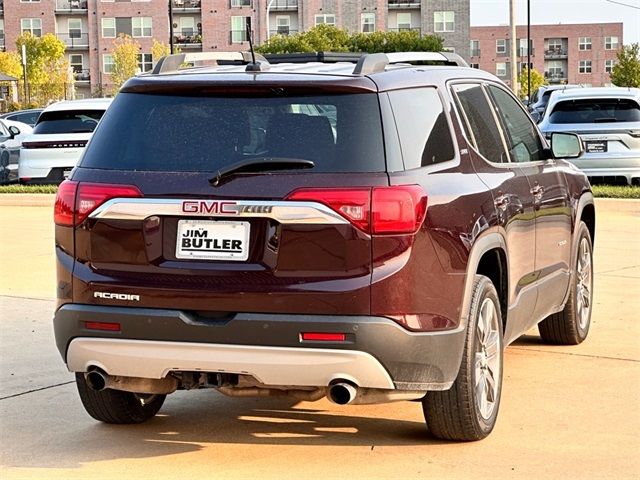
[0,119,33,184]
[537,87,640,185]
[19,98,113,184]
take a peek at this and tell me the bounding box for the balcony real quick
[269,0,298,11]
[387,27,422,34]
[57,33,89,49]
[545,71,567,84]
[545,47,568,59]
[73,68,90,82]
[174,33,202,48]
[269,29,298,37]
[171,0,201,12]
[388,0,421,9]
[470,48,481,57]
[55,0,88,14]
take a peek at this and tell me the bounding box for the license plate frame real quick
[585,141,607,153]
[176,219,250,261]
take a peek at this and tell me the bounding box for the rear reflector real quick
[54,180,143,227]
[301,332,347,342]
[84,321,121,332]
[286,185,427,235]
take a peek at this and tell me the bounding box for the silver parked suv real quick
[538,87,640,185]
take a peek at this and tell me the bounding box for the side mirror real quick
[8,126,20,139]
[551,132,583,159]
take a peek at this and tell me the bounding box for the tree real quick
[110,34,141,93]
[518,66,545,100]
[257,25,444,55]
[14,33,70,106]
[610,43,640,88]
[151,39,176,64]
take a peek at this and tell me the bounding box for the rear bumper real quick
[54,304,466,391]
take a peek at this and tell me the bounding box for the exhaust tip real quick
[85,370,107,391]
[328,382,357,405]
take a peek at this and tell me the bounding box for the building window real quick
[518,38,532,56]
[103,54,114,74]
[605,36,619,50]
[231,16,247,43]
[315,14,335,26]
[470,39,480,56]
[579,37,592,51]
[69,54,83,73]
[132,17,152,37]
[178,17,195,36]
[496,62,507,77]
[276,16,290,35]
[396,13,412,31]
[579,60,592,74]
[361,13,375,33]
[470,63,479,69]
[230,0,251,6]
[605,59,616,73]
[434,11,454,33]
[21,18,42,37]
[496,39,506,54]
[102,18,116,38]
[68,18,82,38]
[137,53,153,72]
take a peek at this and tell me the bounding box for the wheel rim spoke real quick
[474,297,501,421]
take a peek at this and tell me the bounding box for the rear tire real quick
[75,373,166,424]
[422,275,504,441]
[538,222,593,345]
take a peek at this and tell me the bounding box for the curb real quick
[0,194,56,207]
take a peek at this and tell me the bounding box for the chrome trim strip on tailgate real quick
[89,198,350,225]
[67,338,395,389]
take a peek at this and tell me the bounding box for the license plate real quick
[176,220,250,261]
[585,141,607,153]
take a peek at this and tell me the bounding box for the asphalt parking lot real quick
[0,196,639,480]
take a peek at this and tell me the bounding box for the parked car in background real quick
[527,84,583,122]
[0,108,43,127]
[53,51,595,442]
[0,119,33,184]
[19,98,112,184]
[538,87,640,185]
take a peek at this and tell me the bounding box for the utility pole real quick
[168,0,174,54]
[21,44,28,104]
[527,0,531,100]
[509,0,518,95]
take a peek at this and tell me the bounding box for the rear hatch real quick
[545,97,640,159]
[62,83,398,316]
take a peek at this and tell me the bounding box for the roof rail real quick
[265,52,365,64]
[353,51,469,75]
[151,51,268,74]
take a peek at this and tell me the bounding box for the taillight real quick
[54,180,78,226]
[53,181,143,227]
[286,185,427,235]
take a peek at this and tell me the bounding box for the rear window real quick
[32,110,105,134]
[80,92,385,173]
[549,98,640,124]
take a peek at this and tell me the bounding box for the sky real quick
[470,0,640,44]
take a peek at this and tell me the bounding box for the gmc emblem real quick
[182,200,238,215]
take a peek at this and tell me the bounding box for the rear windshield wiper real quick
[209,158,314,186]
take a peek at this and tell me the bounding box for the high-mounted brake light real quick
[54,181,143,227]
[286,185,427,235]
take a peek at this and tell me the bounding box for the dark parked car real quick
[0,108,43,127]
[53,51,595,441]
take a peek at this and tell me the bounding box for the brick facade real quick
[470,23,623,89]
[0,0,470,97]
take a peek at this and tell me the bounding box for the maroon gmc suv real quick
[53,51,595,441]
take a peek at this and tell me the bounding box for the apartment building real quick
[0,0,469,98]
[469,23,623,89]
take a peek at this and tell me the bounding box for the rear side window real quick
[81,92,385,173]
[33,110,105,134]
[550,98,640,123]
[453,84,507,163]
[388,88,455,169]
[14,111,40,125]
